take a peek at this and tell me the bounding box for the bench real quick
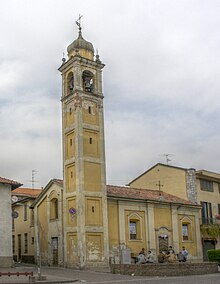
[0,271,33,277]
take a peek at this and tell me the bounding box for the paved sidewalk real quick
[0,264,219,284]
[0,264,149,283]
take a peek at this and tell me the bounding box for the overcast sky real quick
[1,0,220,188]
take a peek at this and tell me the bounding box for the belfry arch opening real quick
[82,70,94,93]
[67,72,74,94]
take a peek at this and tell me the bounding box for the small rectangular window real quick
[24,204,28,221]
[182,224,189,241]
[201,201,213,224]
[200,179,213,192]
[24,233,28,253]
[31,237,34,245]
[12,216,15,231]
[130,221,137,240]
[70,139,73,146]
[89,137,92,144]
[12,235,15,254]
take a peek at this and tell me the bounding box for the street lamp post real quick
[36,222,42,280]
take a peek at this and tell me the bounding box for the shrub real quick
[207,249,220,264]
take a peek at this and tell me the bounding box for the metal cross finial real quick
[156,180,164,196]
[76,14,83,29]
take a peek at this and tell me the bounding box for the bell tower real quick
[59,20,109,268]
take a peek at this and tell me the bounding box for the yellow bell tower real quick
[59,19,109,268]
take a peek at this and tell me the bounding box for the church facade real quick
[57,24,203,268]
[12,24,203,268]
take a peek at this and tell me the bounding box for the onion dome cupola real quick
[67,19,94,60]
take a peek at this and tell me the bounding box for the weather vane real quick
[76,14,83,30]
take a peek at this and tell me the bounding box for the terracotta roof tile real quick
[0,176,22,189]
[12,187,42,197]
[107,185,195,205]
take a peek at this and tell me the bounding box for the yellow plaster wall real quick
[65,131,75,159]
[154,207,172,229]
[83,130,100,157]
[65,163,76,193]
[84,162,101,192]
[67,233,78,264]
[13,201,35,259]
[66,198,77,227]
[107,201,119,247]
[130,165,188,200]
[37,198,48,256]
[178,214,197,256]
[65,104,74,128]
[86,233,103,262]
[86,197,102,226]
[82,105,99,125]
[124,210,146,255]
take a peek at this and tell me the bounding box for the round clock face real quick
[11,195,18,203]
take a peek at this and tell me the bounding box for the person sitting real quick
[139,248,145,255]
[146,250,154,263]
[158,251,165,263]
[167,252,176,263]
[137,253,146,264]
[167,246,175,255]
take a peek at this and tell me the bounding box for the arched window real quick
[67,72,74,94]
[82,70,94,92]
[50,198,58,220]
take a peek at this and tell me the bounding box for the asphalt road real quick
[40,266,220,284]
[83,274,220,284]
[0,265,219,284]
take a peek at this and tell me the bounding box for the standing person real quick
[181,246,188,262]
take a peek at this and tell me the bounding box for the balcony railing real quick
[200,217,220,225]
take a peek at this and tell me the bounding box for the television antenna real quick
[161,154,174,165]
[27,170,38,189]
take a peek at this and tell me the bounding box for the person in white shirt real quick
[181,246,188,262]
[146,250,154,263]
